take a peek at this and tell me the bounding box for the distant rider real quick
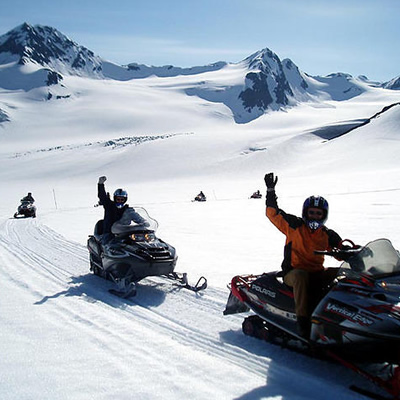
[98,176,129,244]
[264,172,346,338]
[21,192,35,203]
[195,191,206,201]
[251,190,261,198]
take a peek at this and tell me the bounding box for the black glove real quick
[264,173,278,190]
[98,176,107,184]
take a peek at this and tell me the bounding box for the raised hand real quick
[264,173,278,189]
[98,176,107,184]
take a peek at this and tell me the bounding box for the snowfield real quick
[1,71,400,399]
[0,206,371,400]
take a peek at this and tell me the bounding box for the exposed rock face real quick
[0,23,102,75]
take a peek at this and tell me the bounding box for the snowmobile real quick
[193,192,206,202]
[224,238,400,399]
[250,191,262,199]
[14,200,36,218]
[87,207,207,297]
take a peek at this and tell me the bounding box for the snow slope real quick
[1,73,400,399]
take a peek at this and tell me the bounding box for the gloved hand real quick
[98,176,107,184]
[264,173,278,190]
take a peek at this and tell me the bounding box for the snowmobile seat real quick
[94,220,104,237]
[254,272,293,292]
[275,271,293,292]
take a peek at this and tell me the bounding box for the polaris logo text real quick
[251,284,276,298]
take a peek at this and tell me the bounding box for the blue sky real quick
[1,0,399,81]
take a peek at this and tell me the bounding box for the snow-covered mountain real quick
[0,23,100,90]
[0,23,227,86]
[383,76,400,90]
[1,23,399,123]
[0,23,100,71]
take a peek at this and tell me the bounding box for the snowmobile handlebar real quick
[314,239,362,260]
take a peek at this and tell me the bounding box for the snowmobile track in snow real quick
[0,218,270,378]
[0,217,371,399]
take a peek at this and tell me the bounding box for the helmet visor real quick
[114,196,126,204]
[307,209,324,219]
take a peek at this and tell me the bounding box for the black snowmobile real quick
[193,192,206,202]
[250,191,262,199]
[14,200,37,218]
[224,238,400,399]
[87,207,207,297]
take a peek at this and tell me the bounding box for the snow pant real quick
[283,267,339,318]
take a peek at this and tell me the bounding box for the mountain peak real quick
[0,23,102,75]
[384,76,400,90]
[244,47,281,71]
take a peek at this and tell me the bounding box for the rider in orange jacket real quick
[265,172,345,338]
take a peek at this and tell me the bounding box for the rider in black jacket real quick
[97,176,129,244]
[21,192,35,203]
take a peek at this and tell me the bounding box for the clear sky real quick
[1,0,399,82]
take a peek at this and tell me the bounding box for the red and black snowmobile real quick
[224,238,400,399]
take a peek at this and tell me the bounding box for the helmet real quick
[113,188,128,208]
[302,195,329,230]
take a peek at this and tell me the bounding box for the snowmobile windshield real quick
[338,238,400,278]
[111,207,159,235]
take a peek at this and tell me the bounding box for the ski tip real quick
[109,286,137,298]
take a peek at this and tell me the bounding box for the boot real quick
[297,316,311,339]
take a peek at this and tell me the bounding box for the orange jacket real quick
[266,193,342,274]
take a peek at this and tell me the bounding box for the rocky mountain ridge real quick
[0,23,398,123]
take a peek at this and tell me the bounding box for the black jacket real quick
[98,184,128,234]
[21,194,35,203]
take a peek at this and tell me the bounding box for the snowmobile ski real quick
[326,349,400,400]
[109,282,137,298]
[163,272,207,292]
[349,385,392,400]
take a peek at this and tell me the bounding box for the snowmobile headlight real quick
[130,232,155,242]
[377,281,387,289]
[144,233,153,241]
[130,233,139,241]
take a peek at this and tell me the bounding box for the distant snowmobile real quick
[193,191,206,202]
[87,207,207,297]
[224,238,400,399]
[14,200,36,218]
[250,190,262,199]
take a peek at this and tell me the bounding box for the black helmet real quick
[302,195,329,230]
[113,188,128,208]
